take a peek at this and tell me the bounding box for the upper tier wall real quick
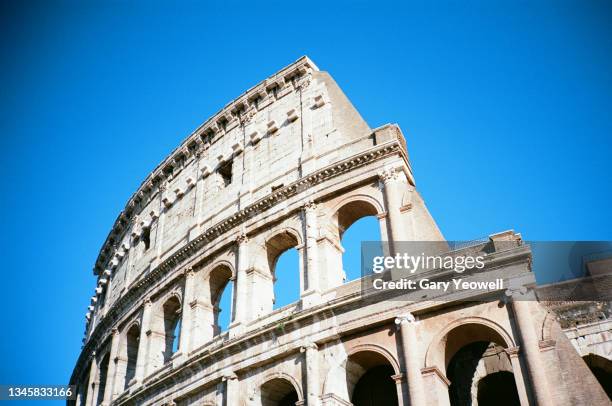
[86,58,388,330]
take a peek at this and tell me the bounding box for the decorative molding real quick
[539,339,556,352]
[421,366,451,386]
[390,373,404,384]
[395,313,417,326]
[73,139,405,383]
[287,109,299,122]
[399,203,412,213]
[505,346,521,357]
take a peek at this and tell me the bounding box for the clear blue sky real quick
[1,0,611,402]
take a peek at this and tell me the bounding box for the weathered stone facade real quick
[70,57,611,406]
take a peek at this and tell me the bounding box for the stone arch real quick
[188,259,237,346]
[147,292,183,370]
[323,194,386,285]
[116,320,141,391]
[540,310,557,341]
[425,316,515,374]
[265,228,303,271]
[203,259,237,281]
[346,347,400,405]
[322,344,400,403]
[161,294,182,361]
[330,194,384,239]
[426,318,521,406]
[207,263,234,334]
[258,372,303,406]
[96,352,111,406]
[583,353,612,399]
[264,228,303,310]
[347,343,401,375]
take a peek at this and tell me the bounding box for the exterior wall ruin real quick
[70,57,611,406]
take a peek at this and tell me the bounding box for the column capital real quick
[395,313,417,326]
[303,199,317,212]
[378,168,401,184]
[221,372,238,382]
[504,286,529,300]
[184,266,196,278]
[390,373,404,384]
[300,340,318,353]
[143,297,153,307]
[111,327,119,336]
[505,346,521,357]
[236,232,249,245]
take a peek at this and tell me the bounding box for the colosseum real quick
[70,57,611,406]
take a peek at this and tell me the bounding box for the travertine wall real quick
[71,57,610,406]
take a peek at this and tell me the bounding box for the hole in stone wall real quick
[142,227,151,250]
[219,161,233,186]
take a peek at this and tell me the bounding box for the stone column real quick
[301,341,320,406]
[302,200,321,307]
[135,298,152,383]
[505,346,530,406]
[222,372,239,406]
[395,313,425,406]
[85,355,98,406]
[379,168,411,247]
[102,329,120,405]
[178,268,195,355]
[505,288,553,406]
[233,233,249,325]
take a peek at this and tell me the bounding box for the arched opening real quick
[583,354,612,399]
[266,231,301,310]
[124,324,140,389]
[438,323,519,406]
[347,350,399,406]
[335,200,382,282]
[162,296,181,362]
[96,353,110,405]
[209,265,233,334]
[477,371,520,405]
[260,377,299,406]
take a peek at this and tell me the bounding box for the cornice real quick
[71,138,405,384]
